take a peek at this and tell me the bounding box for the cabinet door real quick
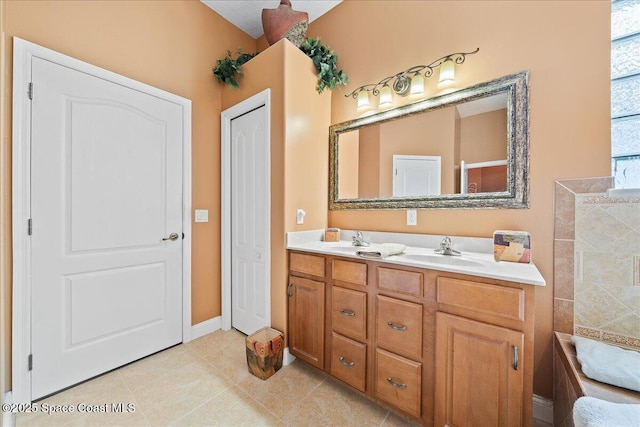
[288,276,325,369]
[435,312,524,427]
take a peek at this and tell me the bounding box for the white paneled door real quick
[30,57,184,399]
[230,106,270,335]
[392,155,442,197]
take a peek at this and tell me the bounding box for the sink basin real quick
[400,253,484,268]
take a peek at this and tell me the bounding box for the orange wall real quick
[338,129,360,198]
[358,125,380,198]
[308,0,611,398]
[459,108,508,164]
[0,0,256,391]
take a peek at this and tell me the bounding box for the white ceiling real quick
[201,0,342,39]
[456,93,508,118]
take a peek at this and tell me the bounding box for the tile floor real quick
[16,329,554,427]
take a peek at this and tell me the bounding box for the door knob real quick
[162,232,179,241]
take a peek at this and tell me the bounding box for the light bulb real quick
[439,59,455,87]
[410,73,424,95]
[379,85,393,108]
[357,90,370,110]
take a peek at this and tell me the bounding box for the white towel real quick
[573,396,640,427]
[356,243,406,259]
[571,336,640,393]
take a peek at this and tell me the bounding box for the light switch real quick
[195,209,209,223]
[296,209,306,225]
[407,209,417,226]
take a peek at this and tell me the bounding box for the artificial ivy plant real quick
[213,37,348,94]
[212,48,259,90]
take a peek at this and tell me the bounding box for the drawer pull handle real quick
[512,345,519,370]
[338,356,355,367]
[287,283,293,297]
[386,377,407,389]
[387,321,407,331]
[340,309,356,317]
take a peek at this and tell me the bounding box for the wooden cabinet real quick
[434,312,524,427]
[331,332,367,392]
[328,258,369,394]
[288,275,325,369]
[435,277,533,427]
[376,295,423,360]
[332,286,367,342]
[375,348,422,417]
[287,250,535,427]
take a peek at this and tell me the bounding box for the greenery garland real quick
[213,37,348,94]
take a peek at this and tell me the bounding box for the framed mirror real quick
[329,71,529,210]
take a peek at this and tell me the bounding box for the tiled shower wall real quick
[554,177,640,350]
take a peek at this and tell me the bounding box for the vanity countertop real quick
[287,237,546,287]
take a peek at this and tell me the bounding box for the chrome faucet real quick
[352,231,370,247]
[434,236,461,256]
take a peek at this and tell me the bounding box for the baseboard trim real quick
[190,316,221,340]
[533,394,553,424]
[283,347,296,366]
[3,391,16,427]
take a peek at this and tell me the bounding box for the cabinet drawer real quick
[332,259,367,287]
[290,252,325,277]
[376,295,422,360]
[332,287,367,342]
[331,333,367,392]
[377,267,423,297]
[437,277,525,323]
[375,348,422,417]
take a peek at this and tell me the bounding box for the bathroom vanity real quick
[286,233,544,426]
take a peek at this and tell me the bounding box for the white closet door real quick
[231,106,270,335]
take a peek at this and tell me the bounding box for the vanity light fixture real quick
[438,58,456,87]
[345,48,479,108]
[378,84,393,107]
[356,89,370,110]
[410,73,425,95]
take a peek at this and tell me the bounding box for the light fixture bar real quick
[345,48,479,101]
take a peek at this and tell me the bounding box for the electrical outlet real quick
[407,209,417,226]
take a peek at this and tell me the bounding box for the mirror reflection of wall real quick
[458,95,508,193]
[337,94,508,199]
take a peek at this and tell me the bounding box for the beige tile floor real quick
[16,329,554,427]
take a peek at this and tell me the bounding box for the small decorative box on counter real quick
[324,227,340,242]
[493,230,531,263]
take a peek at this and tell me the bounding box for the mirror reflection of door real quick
[393,155,441,197]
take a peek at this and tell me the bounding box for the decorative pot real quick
[262,0,308,47]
